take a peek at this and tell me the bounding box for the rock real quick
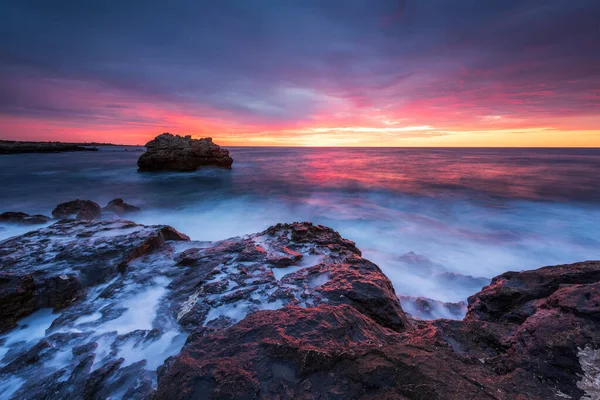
[0,211,51,225]
[52,199,102,220]
[156,260,600,399]
[167,222,409,332]
[0,140,98,154]
[0,219,189,332]
[0,221,405,398]
[155,305,400,400]
[103,198,141,216]
[137,133,233,172]
[2,219,600,399]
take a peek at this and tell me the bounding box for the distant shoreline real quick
[0,140,144,154]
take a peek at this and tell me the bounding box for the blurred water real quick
[1,146,599,302]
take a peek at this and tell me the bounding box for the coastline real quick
[0,216,598,399]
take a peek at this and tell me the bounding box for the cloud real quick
[0,0,598,144]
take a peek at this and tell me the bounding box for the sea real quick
[1,146,600,306]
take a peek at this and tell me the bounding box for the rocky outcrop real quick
[51,199,102,220]
[0,211,51,225]
[156,259,600,400]
[0,219,599,399]
[0,220,189,333]
[137,133,233,172]
[0,140,98,154]
[103,198,141,216]
[0,221,405,398]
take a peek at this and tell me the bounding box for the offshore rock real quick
[51,199,102,220]
[103,198,141,216]
[0,212,51,225]
[137,133,233,172]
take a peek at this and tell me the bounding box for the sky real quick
[0,0,599,147]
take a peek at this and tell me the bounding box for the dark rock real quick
[156,258,600,399]
[155,305,400,400]
[0,211,52,225]
[165,222,409,332]
[137,133,233,172]
[52,199,102,220]
[0,140,98,154]
[2,219,600,399]
[0,339,55,374]
[0,219,189,332]
[103,198,141,216]
[467,260,600,323]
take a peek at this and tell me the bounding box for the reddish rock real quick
[156,259,600,400]
[2,218,600,399]
[137,133,233,172]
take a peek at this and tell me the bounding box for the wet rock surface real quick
[157,259,600,400]
[0,212,51,225]
[52,199,102,220]
[103,198,141,216]
[0,221,404,399]
[0,220,599,399]
[137,133,233,172]
[0,220,189,333]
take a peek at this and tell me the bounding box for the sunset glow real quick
[0,1,598,147]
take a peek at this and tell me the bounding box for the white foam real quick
[308,273,330,288]
[272,265,302,281]
[0,308,57,364]
[204,301,250,324]
[118,330,186,370]
[0,377,25,399]
[97,276,169,334]
[271,254,322,281]
[204,298,287,326]
[92,226,141,238]
[73,310,103,326]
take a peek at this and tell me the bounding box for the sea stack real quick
[137,133,233,172]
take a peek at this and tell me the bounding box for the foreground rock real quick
[0,220,189,333]
[0,221,404,398]
[0,212,51,225]
[1,220,599,399]
[0,140,98,154]
[103,198,141,216]
[52,199,102,220]
[137,133,233,172]
[156,259,600,400]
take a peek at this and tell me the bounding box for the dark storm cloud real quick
[0,0,598,126]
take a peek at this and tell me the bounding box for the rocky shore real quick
[0,213,598,399]
[0,140,99,154]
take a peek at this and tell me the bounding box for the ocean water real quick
[1,146,600,305]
